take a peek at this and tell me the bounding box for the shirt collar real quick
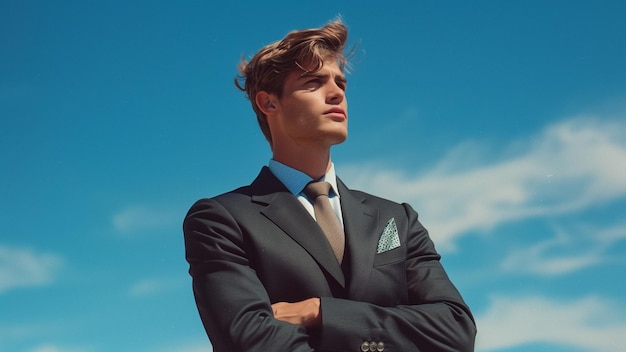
[268,159,340,198]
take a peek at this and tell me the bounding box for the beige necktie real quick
[303,181,345,264]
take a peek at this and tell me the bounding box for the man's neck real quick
[272,148,332,180]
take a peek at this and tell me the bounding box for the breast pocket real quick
[373,245,405,266]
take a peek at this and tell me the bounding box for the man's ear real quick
[255,91,278,115]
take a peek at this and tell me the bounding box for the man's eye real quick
[304,79,322,89]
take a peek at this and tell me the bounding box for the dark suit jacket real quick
[183,167,476,351]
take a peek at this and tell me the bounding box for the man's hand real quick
[271,297,321,328]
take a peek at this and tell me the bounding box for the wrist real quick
[305,297,321,327]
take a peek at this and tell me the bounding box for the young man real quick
[183,21,476,351]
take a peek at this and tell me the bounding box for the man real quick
[183,20,476,351]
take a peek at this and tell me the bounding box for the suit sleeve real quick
[316,203,476,352]
[183,198,316,352]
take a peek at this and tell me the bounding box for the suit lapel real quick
[250,167,346,288]
[337,179,380,300]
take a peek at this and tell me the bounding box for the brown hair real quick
[235,20,349,145]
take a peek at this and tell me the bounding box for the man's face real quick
[268,60,348,149]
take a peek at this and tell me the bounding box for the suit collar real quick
[249,166,290,199]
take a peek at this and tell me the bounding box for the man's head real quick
[235,21,349,147]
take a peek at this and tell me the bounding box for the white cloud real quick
[476,295,626,352]
[341,117,626,251]
[0,323,45,342]
[154,339,212,352]
[501,221,626,276]
[0,322,94,352]
[0,245,63,293]
[31,347,62,352]
[29,345,90,352]
[112,205,181,234]
[128,277,179,297]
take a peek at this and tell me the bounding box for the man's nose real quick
[326,83,344,104]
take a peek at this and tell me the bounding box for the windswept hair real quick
[235,20,349,146]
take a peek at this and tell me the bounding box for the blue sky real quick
[2,1,626,351]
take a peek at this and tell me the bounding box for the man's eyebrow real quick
[298,71,328,79]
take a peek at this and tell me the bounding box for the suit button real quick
[377,341,385,351]
[369,342,377,351]
[360,341,370,351]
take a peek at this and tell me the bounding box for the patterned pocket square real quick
[376,218,401,253]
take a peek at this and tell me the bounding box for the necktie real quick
[303,181,345,264]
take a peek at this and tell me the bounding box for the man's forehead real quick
[295,61,344,78]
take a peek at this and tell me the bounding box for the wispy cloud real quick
[29,345,90,352]
[341,117,626,250]
[112,205,181,235]
[0,321,93,352]
[501,221,626,276]
[128,277,181,297]
[0,245,63,293]
[476,295,626,352]
[153,339,212,352]
[0,323,47,343]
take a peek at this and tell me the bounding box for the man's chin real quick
[329,133,348,146]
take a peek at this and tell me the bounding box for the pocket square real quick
[376,218,401,253]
